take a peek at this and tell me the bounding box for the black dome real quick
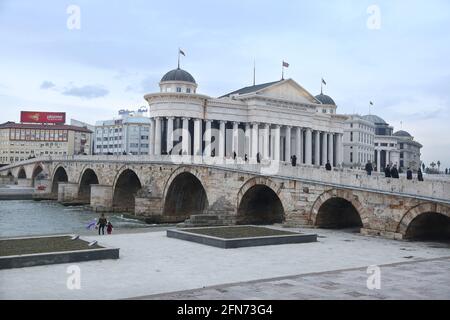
[161,68,196,84]
[315,93,336,106]
[393,130,412,137]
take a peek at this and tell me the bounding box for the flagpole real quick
[281,61,284,80]
[253,59,256,86]
[178,48,180,69]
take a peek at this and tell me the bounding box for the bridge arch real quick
[17,167,27,179]
[163,167,208,221]
[237,177,285,225]
[31,164,44,186]
[397,203,450,241]
[112,168,142,212]
[310,189,366,229]
[78,168,99,202]
[51,166,68,194]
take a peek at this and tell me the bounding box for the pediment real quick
[257,79,319,104]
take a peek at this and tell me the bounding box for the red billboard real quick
[20,111,66,124]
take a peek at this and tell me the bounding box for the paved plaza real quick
[0,227,449,300]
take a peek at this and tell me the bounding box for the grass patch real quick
[0,236,102,257]
[182,226,299,239]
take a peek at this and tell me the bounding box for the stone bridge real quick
[1,155,449,241]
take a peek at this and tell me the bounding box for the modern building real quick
[144,66,347,165]
[94,108,151,155]
[0,120,92,166]
[342,115,375,168]
[70,119,95,155]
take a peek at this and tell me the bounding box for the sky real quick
[0,0,449,168]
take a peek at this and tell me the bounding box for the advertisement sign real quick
[20,111,66,124]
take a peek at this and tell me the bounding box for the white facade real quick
[94,109,151,155]
[144,67,347,166]
[343,115,375,168]
[394,131,422,171]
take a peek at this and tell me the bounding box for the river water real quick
[0,200,150,238]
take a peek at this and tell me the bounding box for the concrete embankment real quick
[0,185,34,200]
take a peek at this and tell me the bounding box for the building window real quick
[176,87,182,93]
[186,88,191,93]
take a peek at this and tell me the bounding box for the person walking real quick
[391,164,399,179]
[106,221,114,235]
[385,164,391,178]
[325,160,332,171]
[418,168,424,181]
[97,214,107,235]
[291,155,297,167]
[406,168,413,180]
[256,152,261,164]
[233,151,237,160]
[365,160,373,176]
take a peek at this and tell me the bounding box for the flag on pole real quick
[282,61,290,68]
[322,78,327,85]
[179,49,185,56]
[370,101,374,105]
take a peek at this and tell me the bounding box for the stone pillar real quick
[194,118,202,156]
[204,120,212,157]
[251,123,259,160]
[305,128,312,165]
[182,117,190,155]
[296,127,302,163]
[245,123,251,158]
[321,132,327,165]
[90,185,113,212]
[314,130,321,166]
[149,118,155,155]
[377,149,381,172]
[336,134,343,167]
[285,126,291,162]
[154,117,161,155]
[328,133,334,166]
[57,182,79,203]
[264,123,270,159]
[386,150,390,165]
[167,117,174,154]
[17,178,33,187]
[274,125,281,161]
[219,121,226,158]
[232,122,239,157]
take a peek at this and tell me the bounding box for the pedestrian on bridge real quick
[391,164,399,179]
[325,160,332,171]
[385,164,391,178]
[365,160,373,176]
[291,155,297,167]
[407,168,413,180]
[418,168,424,181]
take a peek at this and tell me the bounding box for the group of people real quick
[95,214,114,235]
[364,161,424,181]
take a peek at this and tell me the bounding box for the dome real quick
[394,130,412,137]
[161,68,196,84]
[363,114,387,125]
[315,93,336,106]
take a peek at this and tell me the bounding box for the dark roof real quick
[393,130,412,137]
[219,80,283,98]
[0,121,92,133]
[363,115,388,125]
[161,68,196,83]
[315,93,336,106]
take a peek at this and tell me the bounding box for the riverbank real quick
[0,185,34,200]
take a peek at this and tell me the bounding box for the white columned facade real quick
[245,123,251,157]
[167,117,174,154]
[321,132,327,165]
[252,123,259,160]
[285,126,291,162]
[328,133,334,165]
[264,124,270,159]
[205,120,212,157]
[314,130,320,166]
[154,117,161,155]
[274,125,281,161]
[377,149,381,172]
[305,128,312,165]
[193,119,202,156]
[232,122,239,156]
[149,118,155,155]
[219,121,226,158]
[296,127,302,163]
[336,134,343,167]
[182,117,190,155]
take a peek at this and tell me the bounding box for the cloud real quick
[62,85,109,99]
[40,81,55,89]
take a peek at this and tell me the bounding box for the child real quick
[106,221,113,235]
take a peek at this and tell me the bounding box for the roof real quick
[363,114,388,125]
[161,68,196,84]
[393,130,412,137]
[0,121,92,133]
[315,93,336,106]
[219,80,283,98]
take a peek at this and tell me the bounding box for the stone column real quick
[154,117,161,156]
[204,120,212,157]
[57,182,79,203]
[232,122,239,157]
[321,132,327,165]
[251,123,259,160]
[328,133,334,166]
[193,118,202,156]
[285,126,291,162]
[377,149,381,172]
[219,121,226,158]
[167,117,174,154]
[182,117,190,155]
[274,125,281,161]
[336,134,343,167]
[245,123,251,158]
[90,185,113,212]
[386,150,390,165]
[305,128,312,165]
[314,130,320,166]
[296,127,302,163]
[149,118,155,155]
[264,123,270,159]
